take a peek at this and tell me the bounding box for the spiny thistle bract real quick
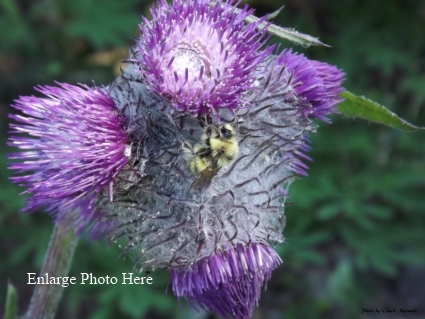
[8,0,345,318]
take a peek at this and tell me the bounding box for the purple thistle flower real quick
[134,0,273,116]
[7,0,347,316]
[8,82,130,225]
[58,194,115,240]
[260,49,345,177]
[171,243,281,319]
[277,49,345,122]
[99,2,346,315]
[103,52,332,317]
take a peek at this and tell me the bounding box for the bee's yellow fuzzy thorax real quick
[187,123,239,189]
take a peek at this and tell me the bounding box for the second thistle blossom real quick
[8,83,130,220]
[278,49,345,122]
[135,0,273,115]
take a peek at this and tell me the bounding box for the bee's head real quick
[205,124,236,142]
[218,124,235,140]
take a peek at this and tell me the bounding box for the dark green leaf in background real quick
[64,0,141,48]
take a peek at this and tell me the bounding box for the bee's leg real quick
[194,147,213,158]
[199,114,212,128]
[204,125,214,142]
[206,114,212,126]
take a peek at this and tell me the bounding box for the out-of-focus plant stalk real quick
[4,281,18,319]
[24,218,78,319]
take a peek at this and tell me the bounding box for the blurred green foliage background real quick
[1,0,424,318]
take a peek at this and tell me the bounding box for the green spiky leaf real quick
[211,1,328,47]
[338,91,424,131]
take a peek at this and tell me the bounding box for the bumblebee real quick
[187,123,239,190]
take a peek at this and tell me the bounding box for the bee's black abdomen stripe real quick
[196,147,213,158]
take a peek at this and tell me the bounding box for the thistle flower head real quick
[105,29,347,310]
[8,83,130,222]
[100,0,347,310]
[172,243,281,319]
[278,49,345,122]
[102,48,330,316]
[135,0,273,116]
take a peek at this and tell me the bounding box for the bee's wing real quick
[190,164,221,191]
[190,152,223,191]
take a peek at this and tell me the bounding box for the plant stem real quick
[24,219,78,319]
[3,281,17,319]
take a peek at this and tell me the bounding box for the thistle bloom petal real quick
[261,50,345,177]
[277,49,346,122]
[172,243,281,319]
[135,0,273,116]
[8,83,130,222]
